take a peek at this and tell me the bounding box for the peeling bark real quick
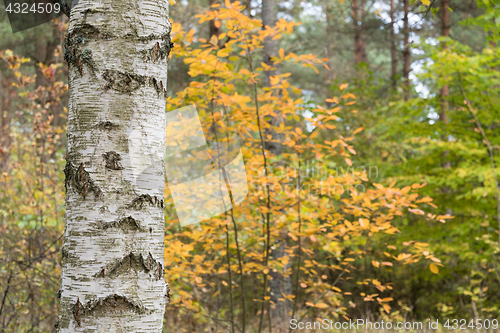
[99,216,145,232]
[94,252,163,280]
[73,295,151,327]
[103,151,124,170]
[127,194,164,210]
[64,161,102,200]
[57,0,169,331]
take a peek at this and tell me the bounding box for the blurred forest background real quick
[0,0,499,332]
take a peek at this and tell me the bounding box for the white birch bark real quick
[56,0,171,331]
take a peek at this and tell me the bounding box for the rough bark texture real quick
[56,0,170,331]
[403,0,410,100]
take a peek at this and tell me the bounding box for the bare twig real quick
[459,82,500,248]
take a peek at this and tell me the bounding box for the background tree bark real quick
[439,0,450,124]
[390,0,397,88]
[403,0,410,100]
[57,0,171,331]
[262,0,290,328]
[352,0,362,66]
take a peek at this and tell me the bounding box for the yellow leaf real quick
[209,35,219,46]
[270,76,280,85]
[195,277,202,283]
[421,0,430,5]
[326,96,339,104]
[263,269,269,275]
[345,158,352,166]
[315,303,329,309]
[341,93,356,99]
[353,127,364,134]
[279,48,285,59]
[429,263,439,274]
[222,280,228,286]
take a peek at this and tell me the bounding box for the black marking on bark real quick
[97,121,119,130]
[127,194,163,210]
[165,284,170,304]
[61,246,69,259]
[99,216,145,232]
[73,295,150,326]
[95,252,163,280]
[146,77,167,98]
[64,24,107,76]
[73,297,81,327]
[102,151,124,170]
[141,33,174,63]
[159,80,167,98]
[64,161,102,200]
[102,69,146,94]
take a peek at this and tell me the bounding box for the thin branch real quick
[289,154,303,333]
[241,33,272,333]
[459,82,500,249]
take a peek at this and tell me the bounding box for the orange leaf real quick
[339,83,348,90]
[353,127,364,134]
[315,303,329,308]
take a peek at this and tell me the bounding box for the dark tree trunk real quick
[262,0,290,328]
[209,0,222,44]
[390,0,397,87]
[403,0,410,100]
[352,0,363,66]
[360,0,367,63]
[439,0,450,124]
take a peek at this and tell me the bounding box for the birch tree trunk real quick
[56,0,171,331]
